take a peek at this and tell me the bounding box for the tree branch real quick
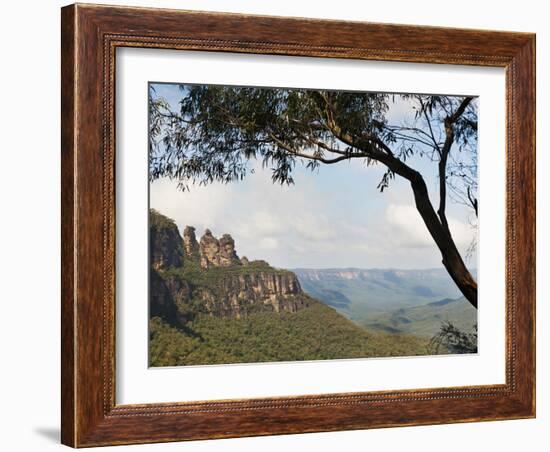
[438,121,453,234]
[451,97,474,122]
[437,97,474,235]
[421,100,442,155]
[467,186,479,217]
[267,132,359,164]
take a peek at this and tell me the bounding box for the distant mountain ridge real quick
[293,267,474,323]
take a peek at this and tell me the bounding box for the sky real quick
[149,83,478,270]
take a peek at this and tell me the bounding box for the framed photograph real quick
[61,3,536,447]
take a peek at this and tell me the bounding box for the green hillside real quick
[149,300,429,367]
[362,297,477,337]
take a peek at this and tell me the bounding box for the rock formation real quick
[149,210,184,270]
[198,229,242,269]
[183,226,200,260]
[199,229,220,268]
[149,209,312,321]
[218,233,240,267]
[204,271,307,318]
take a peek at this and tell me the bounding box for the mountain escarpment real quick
[150,210,311,324]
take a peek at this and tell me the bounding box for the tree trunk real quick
[410,176,478,308]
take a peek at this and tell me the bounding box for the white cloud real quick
[150,163,476,269]
[150,178,232,234]
[386,96,416,125]
[386,204,432,248]
[258,237,279,251]
[386,203,474,250]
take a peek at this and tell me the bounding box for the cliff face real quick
[149,212,184,270]
[197,271,307,318]
[150,269,192,324]
[149,210,311,322]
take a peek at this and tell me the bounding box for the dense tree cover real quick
[149,86,479,307]
[149,301,432,367]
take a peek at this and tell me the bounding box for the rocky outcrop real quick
[197,271,308,318]
[183,226,200,261]
[149,209,313,322]
[199,229,220,268]
[149,210,184,270]
[219,234,240,267]
[199,229,241,268]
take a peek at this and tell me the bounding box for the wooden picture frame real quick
[61,3,536,447]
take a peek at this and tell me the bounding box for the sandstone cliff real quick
[149,209,311,323]
[149,211,184,270]
[193,270,308,318]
